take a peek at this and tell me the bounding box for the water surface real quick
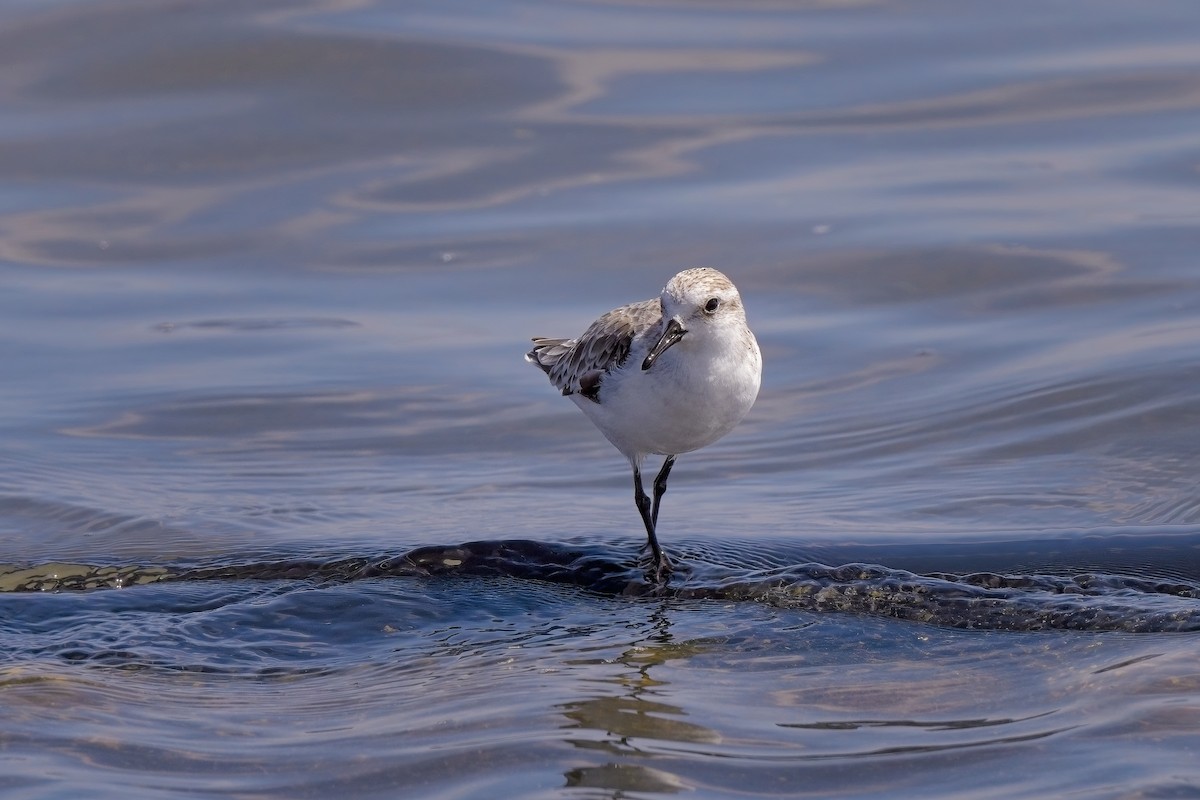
[3,0,1200,797]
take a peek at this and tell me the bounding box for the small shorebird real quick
[526,268,761,581]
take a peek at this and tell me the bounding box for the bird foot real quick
[639,550,673,586]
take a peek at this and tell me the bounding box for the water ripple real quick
[3,537,1199,637]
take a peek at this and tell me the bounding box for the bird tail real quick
[525,337,573,374]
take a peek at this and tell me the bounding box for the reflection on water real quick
[1,559,1198,796]
[2,0,1200,796]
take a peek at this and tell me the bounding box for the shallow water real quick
[3,0,1200,797]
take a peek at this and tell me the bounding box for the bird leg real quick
[650,455,676,528]
[632,465,672,581]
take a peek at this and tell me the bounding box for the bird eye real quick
[704,297,720,314]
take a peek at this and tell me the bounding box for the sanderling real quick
[526,268,762,581]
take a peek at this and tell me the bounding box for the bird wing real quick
[526,299,660,401]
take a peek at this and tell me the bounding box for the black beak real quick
[642,317,687,370]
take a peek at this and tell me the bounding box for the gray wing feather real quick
[526,299,660,399]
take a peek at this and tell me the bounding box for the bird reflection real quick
[559,605,718,796]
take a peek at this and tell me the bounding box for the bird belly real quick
[576,346,759,459]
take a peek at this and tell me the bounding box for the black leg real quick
[650,455,676,528]
[632,465,671,581]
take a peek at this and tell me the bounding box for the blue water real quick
[3,0,1200,797]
